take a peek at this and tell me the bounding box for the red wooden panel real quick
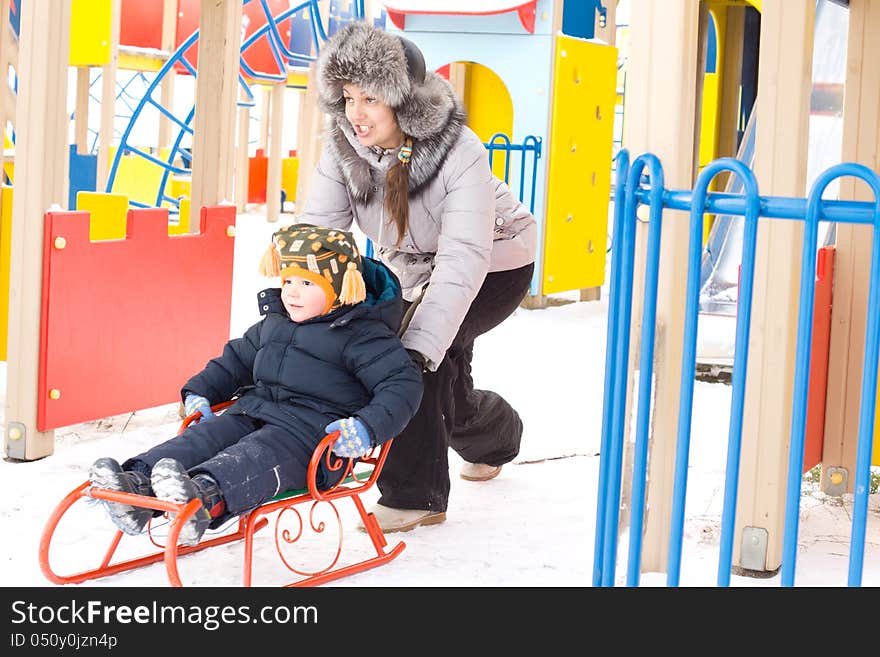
[37,206,236,431]
[804,245,835,472]
[247,149,268,203]
[120,0,167,50]
[175,0,292,77]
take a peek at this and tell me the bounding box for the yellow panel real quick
[169,175,191,205]
[542,36,618,295]
[282,157,299,201]
[3,131,13,184]
[118,49,167,72]
[463,62,513,182]
[699,72,720,168]
[76,191,129,241]
[69,0,112,67]
[170,198,191,236]
[108,147,165,208]
[0,186,13,360]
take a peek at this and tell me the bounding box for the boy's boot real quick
[88,457,154,535]
[150,458,222,546]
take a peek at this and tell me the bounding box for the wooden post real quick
[621,0,702,573]
[234,89,250,212]
[266,82,284,222]
[4,0,72,460]
[158,0,178,151]
[594,0,617,46]
[448,62,467,103]
[95,0,120,192]
[0,5,18,180]
[821,0,880,496]
[190,0,243,216]
[259,86,271,152]
[74,68,90,154]
[734,0,815,574]
[294,63,325,212]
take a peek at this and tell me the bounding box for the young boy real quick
[88,224,424,546]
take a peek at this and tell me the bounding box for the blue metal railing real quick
[484,133,542,213]
[595,148,880,587]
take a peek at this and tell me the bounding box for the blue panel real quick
[562,0,602,40]
[706,12,717,73]
[68,144,97,211]
[9,0,20,37]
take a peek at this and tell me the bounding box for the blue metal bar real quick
[847,165,880,586]
[593,148,629,587]
[106,28,201,191]
[600,152,639,586]
[625,153,664,587]
[123,145,190,175]
[667,160,727,586]
[715,159,761,586]
[146,96,194,134]
[256,0,317,66]
[780,163,830,586]
[154,107,196,207]
[485,133,511,177]
[648,189,880,224]
[524,136,542,213]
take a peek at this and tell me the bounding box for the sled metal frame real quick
[39,403,404,587]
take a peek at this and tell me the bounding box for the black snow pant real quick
[377,262,535,512]
[123,414,325,519]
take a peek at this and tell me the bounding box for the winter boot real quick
[88,457,154,535]
[150,458,219,546]
[460,462,502,481]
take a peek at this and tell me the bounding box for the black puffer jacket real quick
[181,257,423,451]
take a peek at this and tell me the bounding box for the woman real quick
[296,21,536,532]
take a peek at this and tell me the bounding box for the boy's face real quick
[281,276,329,322]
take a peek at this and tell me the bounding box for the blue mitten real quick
[325,417,372,458]
[184,394,214,423]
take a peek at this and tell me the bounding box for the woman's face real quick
[343,83,403,150]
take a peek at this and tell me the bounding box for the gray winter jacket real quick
[297,77,537,370]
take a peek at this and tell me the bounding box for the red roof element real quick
[384,1,538,34]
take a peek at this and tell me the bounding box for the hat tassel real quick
[258,243,281,277]
[339,261,366,305]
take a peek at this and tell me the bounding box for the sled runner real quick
[39,402,404,587]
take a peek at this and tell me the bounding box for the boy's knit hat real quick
[258,223,367,314]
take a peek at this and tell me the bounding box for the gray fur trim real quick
[317,22,412,115]
[317,22,467,198]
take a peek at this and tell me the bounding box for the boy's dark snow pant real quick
[377,262,535,512]
[124,414,324,518]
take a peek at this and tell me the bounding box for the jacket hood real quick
[257,256,404,334]
[316,21,467,201]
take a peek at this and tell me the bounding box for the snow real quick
[1,208,878,588]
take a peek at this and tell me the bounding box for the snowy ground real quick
[1,207,878,588]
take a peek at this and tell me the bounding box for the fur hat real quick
[258,224,366,314]
[316,21,455,140]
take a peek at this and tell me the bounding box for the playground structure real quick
[605,0,880,584]
[0,0,876,589]
[2,0,618,467]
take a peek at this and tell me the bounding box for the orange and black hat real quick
[258,223,366,314]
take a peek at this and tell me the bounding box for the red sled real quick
[39,402,405,587]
